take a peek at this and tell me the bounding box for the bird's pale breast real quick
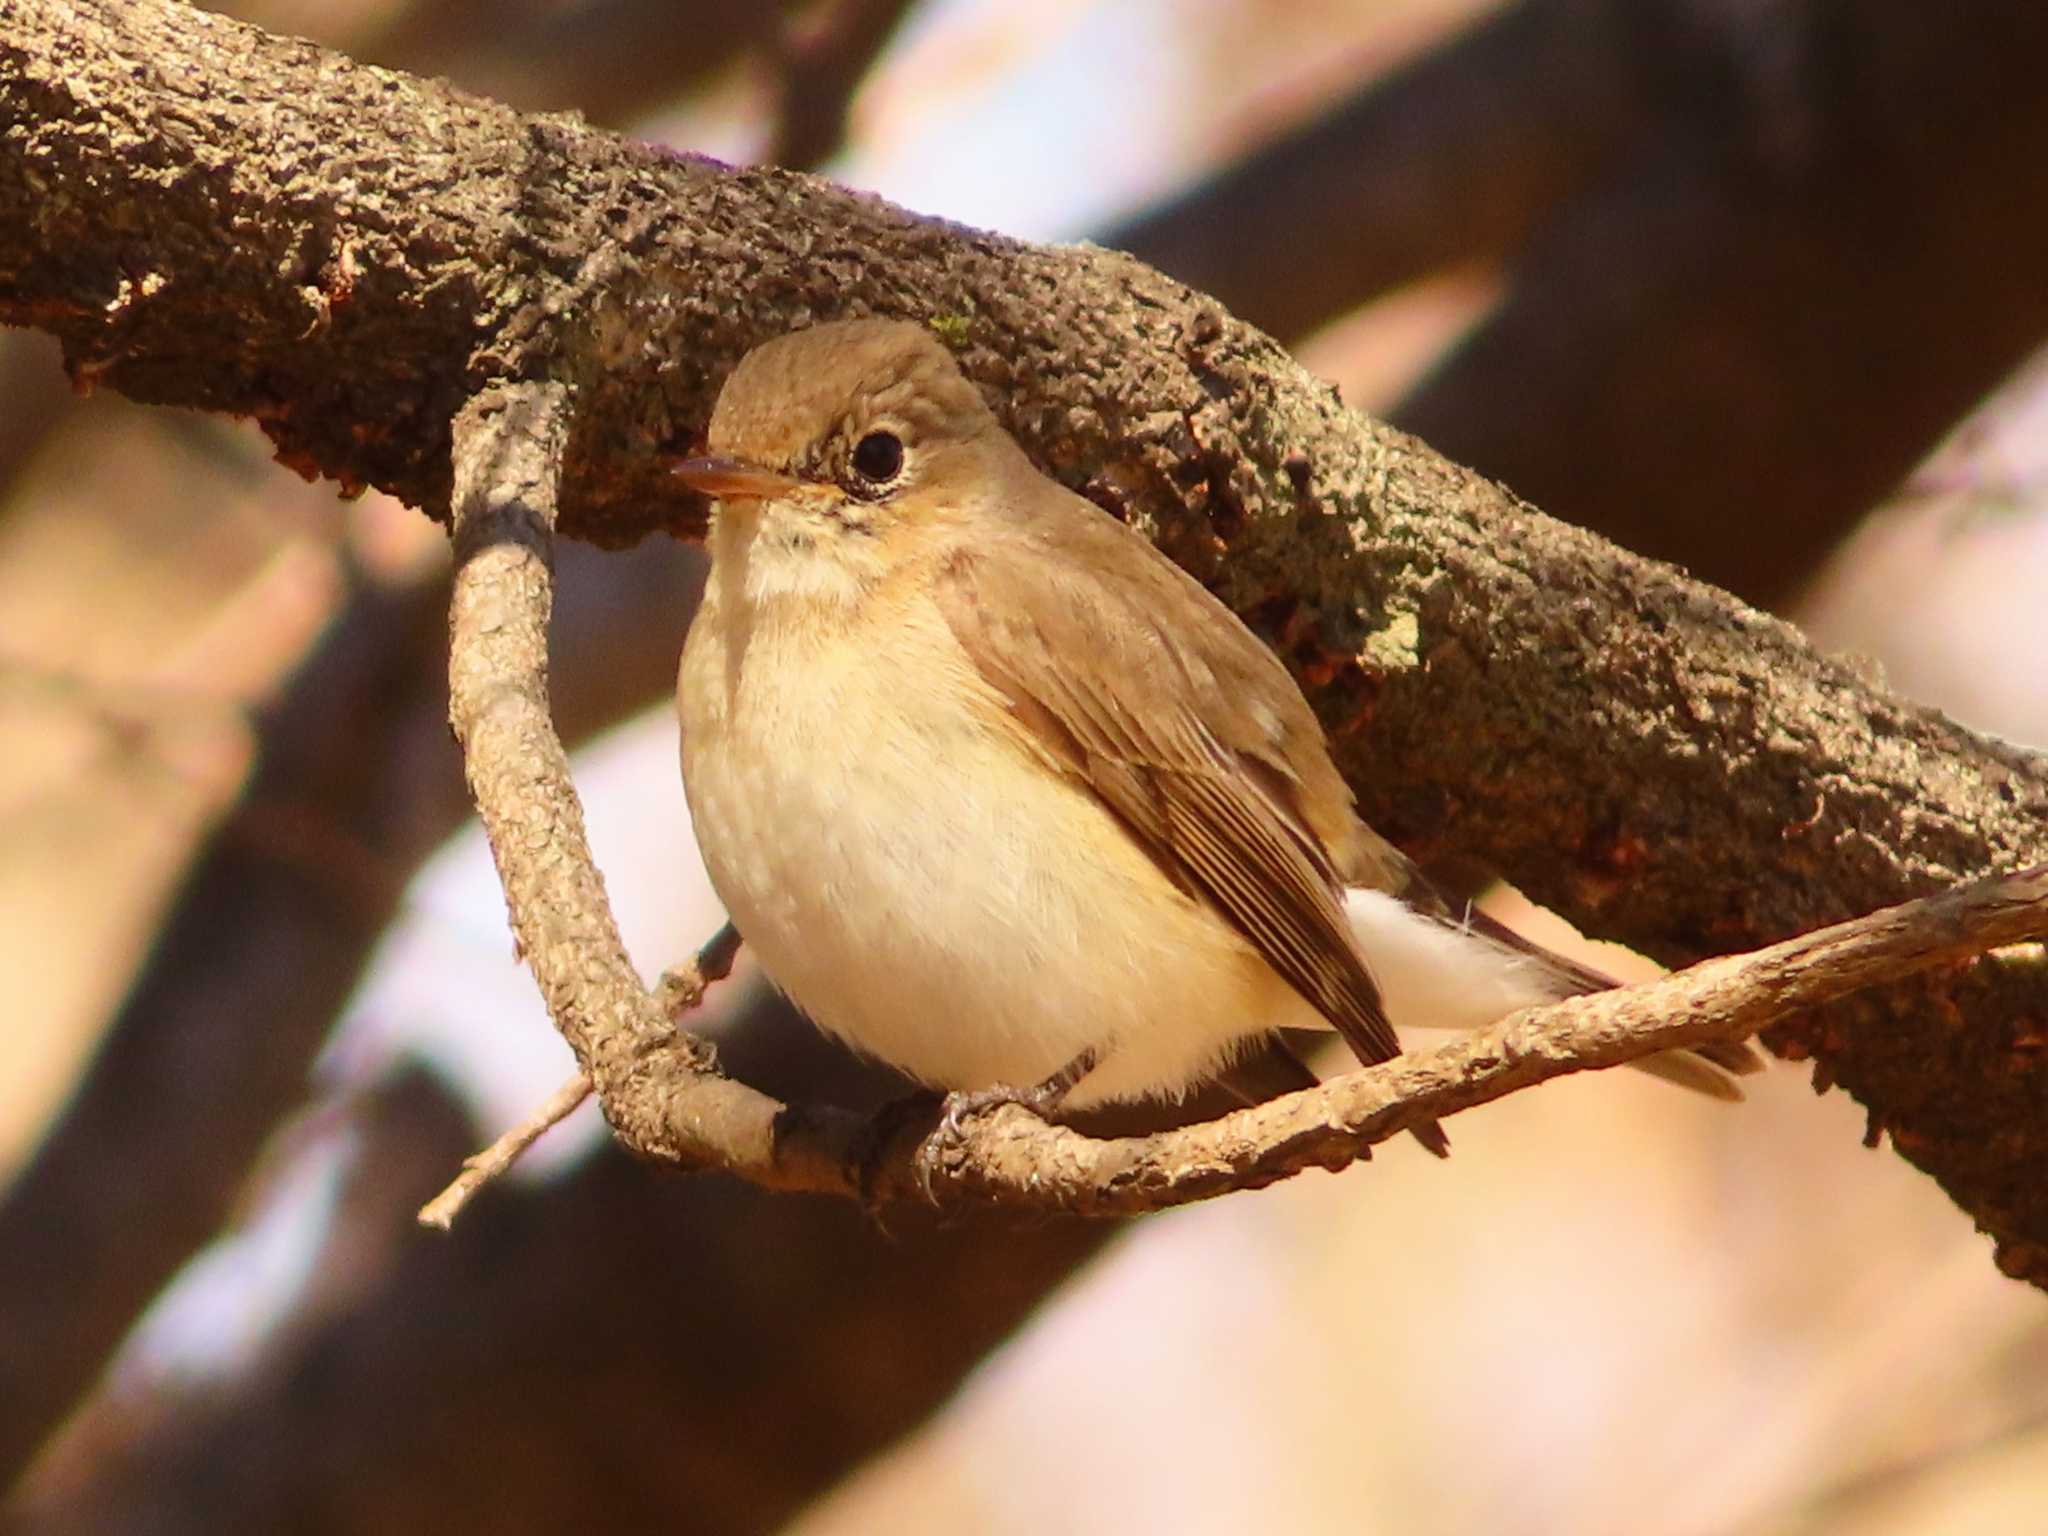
[676,570,1295,1105]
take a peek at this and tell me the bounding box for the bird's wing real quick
[935,491,1752,1113]
[933,510,1407,1077]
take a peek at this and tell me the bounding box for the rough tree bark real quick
[4,0,2047,1280]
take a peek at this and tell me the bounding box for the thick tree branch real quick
[7,0,2048,1273]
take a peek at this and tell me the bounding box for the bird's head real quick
[674,319,1010,551]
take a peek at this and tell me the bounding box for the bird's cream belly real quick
[680,613,1283,1105]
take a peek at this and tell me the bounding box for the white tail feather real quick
[1342,888,1569,1034]
[1342,888,1746,1100]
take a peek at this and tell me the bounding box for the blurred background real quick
[4,1,2048,1531]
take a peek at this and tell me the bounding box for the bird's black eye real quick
[849,430,904,487]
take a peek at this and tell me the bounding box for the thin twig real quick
[655,920,742,1020]
[419,921,745,1228]
[417,1071,592,1230]
[888,862,2048,1212]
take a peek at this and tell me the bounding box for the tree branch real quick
[8,0,2048,1275]
[1108,0,1653,341]
[10,1061,1110,1536]
[359,0,783,132]
[412,920,742,1227]
[1391,0,2048,608]
[415,1070,590,1231]
[446,381,2048,1221]
[0,523,700,1489]
[895,862,2048,1213]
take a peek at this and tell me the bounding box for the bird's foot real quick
[913,1080,1064,1201]
[914,1048,1099,1202]
[849,1050,1102,1211]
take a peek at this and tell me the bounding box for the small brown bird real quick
[673,320,1756,1147]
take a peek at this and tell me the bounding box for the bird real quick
[671,318,1758,1155]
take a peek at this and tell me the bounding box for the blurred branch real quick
[1109,0,1652,342]
[764,0,918,169]
[8,0,2048,1285]
[360,0,784,129]
[10,1056,1106,1536]
[1113,0,2048,607]
[366,0,906,165]
[0,334,70,507]
[1394,0,2048,607]
[0,574,453,1490]
[0,529,698,1491]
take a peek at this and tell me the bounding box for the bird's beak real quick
[671,454,801,501]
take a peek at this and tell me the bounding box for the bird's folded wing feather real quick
[933,497,1755,1102]
[933,516,1404,1070]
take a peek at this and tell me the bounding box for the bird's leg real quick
[915,1047,1101,1199]
[937,1046,1100,1134]
[848,1048,1103,1212]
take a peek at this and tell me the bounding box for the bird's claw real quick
[914,1081,1060,1202]
[851,1068,1082,1213]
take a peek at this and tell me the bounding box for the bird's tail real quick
[1342,887,1763,1099]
